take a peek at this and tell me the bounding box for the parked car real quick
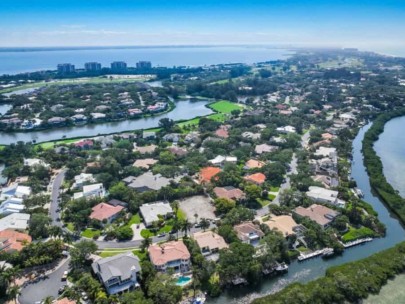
[61,271,68,281]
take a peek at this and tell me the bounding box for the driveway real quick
[19,257,70,304]
[131,223,145,241]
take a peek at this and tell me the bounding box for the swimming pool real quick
[176,276,192,286]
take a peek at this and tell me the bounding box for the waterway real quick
[207,122,405,304]
[0,99,213,145]
[374,115,405,197]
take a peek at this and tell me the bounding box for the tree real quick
[29,213,51,240]
[70,240,98,269]
[244,184,262,202]
[214,197,236,215]
[147,275,182,304]
[199,218,210,231]
[7,285,21,303]
[141,237,152,251]
[42,296,54,304]
[116,226,134,241]
[158,118,175,131]
[180,219,192,238]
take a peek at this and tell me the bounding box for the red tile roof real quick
[244,172,266,185]
[74,139,94,148]
[89,203,124,221]
[214,187,245,200]
[55,298,76,304]
[199,167,221,183]
[215,128,229,138]
[0,229,31,252]
[148,241,190,266]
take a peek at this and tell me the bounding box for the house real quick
[276,126,296,133]
[184,131,200,144]
[89,203,124,223]
[73,183,106,200]
[72,173,95,189]
[192,231,228,258]
[167,146,188,157]
[244,173,266,185]
[214,186,245,201]
[264,215,299,237]
[143,131,156,139]
[148,241,191,273]
[74,140,94,149]
[71,114,87,122]
[23,158,49,168]
[91,113,106,120]
[234,222,264,246]
[0,213,30,231]
[311,175,339,188]
[107,199,128,208]
[244,159,265,169]
[306,186,345,207]
[0,197,24,215]
[128,108,143,116]
[209,155,237,167]
[199,167,221,184]
[47,117,66,125]
[0,184,31,200]
[133,158,158,169]
[242,132,261,140]
[127,172,177,192]
[0,229,31,252]
[215,126,229,138]
[134,144,157,154]
[139,202,173,227]
[92,252,141,295]
[55,298,76,304]
[294,204,339,229]
[255,144,278,154]
[314,147,337,158]
[163,133,181,143]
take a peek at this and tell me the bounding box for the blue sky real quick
[1,0,404,52]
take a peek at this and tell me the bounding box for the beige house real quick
[193,231,228,257]
[264,215,299,237]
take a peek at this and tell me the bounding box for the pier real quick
[340,237,373,248]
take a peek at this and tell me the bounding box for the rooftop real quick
[0,229,31,252]
[139,202,173,225]
[294,204,339,227]
[214,186,245,200]
[90,203,124,221]
[199,167,221,183]
[244,172,266,184]
[148,241,191,266]
[0,213,30,231]
[193,231,228,251]
[264,215,298,237]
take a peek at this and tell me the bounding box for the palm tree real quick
[194,213,198,224]
[199,218,210,231]
[181,219,192,238]
[7,285,21,303]
[171,200,179,216]
[141,237,152,251]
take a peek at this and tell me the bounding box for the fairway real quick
[208,100,242,114]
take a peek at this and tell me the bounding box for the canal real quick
[0,99,213,145]
[207,122,405,304]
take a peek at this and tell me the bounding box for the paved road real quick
[50,170,66,227]
[19,257,70,304]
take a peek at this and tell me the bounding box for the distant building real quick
[111,61,127,70]
[234,222,264,246]
[57,63,75,73]
[136,61,152,69]
[85,62,102,72]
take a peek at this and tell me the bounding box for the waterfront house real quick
[192,231,228,258]
[71,114,87,123]
[47,117,66,125]
[139,201,173,227]
[264,215,299,237]
[142,131,156,139]
[234,222,264,246]
[74,140,94,150]
[294,204,339,229]
[92,252,141,295]
[306,186,345,208]
[23,158,50,168]
[148,241,191,273]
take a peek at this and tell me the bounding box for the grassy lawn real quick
[269,186,280,192]
[268,194,276,201]
[177,209,186,221]
[127,213,141,225]
[256,198,271,207]
[208,100,242,114]
[141,224,173,238]
[81,228,101,238]
[66,222,75,232]
[342,226,375,242]
[98,249,148,261]
[210,79,230,85]
[37,138,80,149]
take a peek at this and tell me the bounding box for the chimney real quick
[161,247,165,254]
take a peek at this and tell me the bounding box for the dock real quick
[341,237,373,248]
[298,249,325,261]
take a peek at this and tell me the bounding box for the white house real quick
[209,155,237,167]
[72,173,95,189]
[306,186,346,208]
[139,202,173,227]
[73,183,106,200]
[23,158,50,168]
[0,197,24,215]
[276,126,296,134]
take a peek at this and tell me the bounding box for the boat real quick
[354,188,364,198]
[275,262,289,272]
[190,295,206,304]
[322,248,334,258]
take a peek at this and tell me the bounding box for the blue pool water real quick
[176,276,192,286]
